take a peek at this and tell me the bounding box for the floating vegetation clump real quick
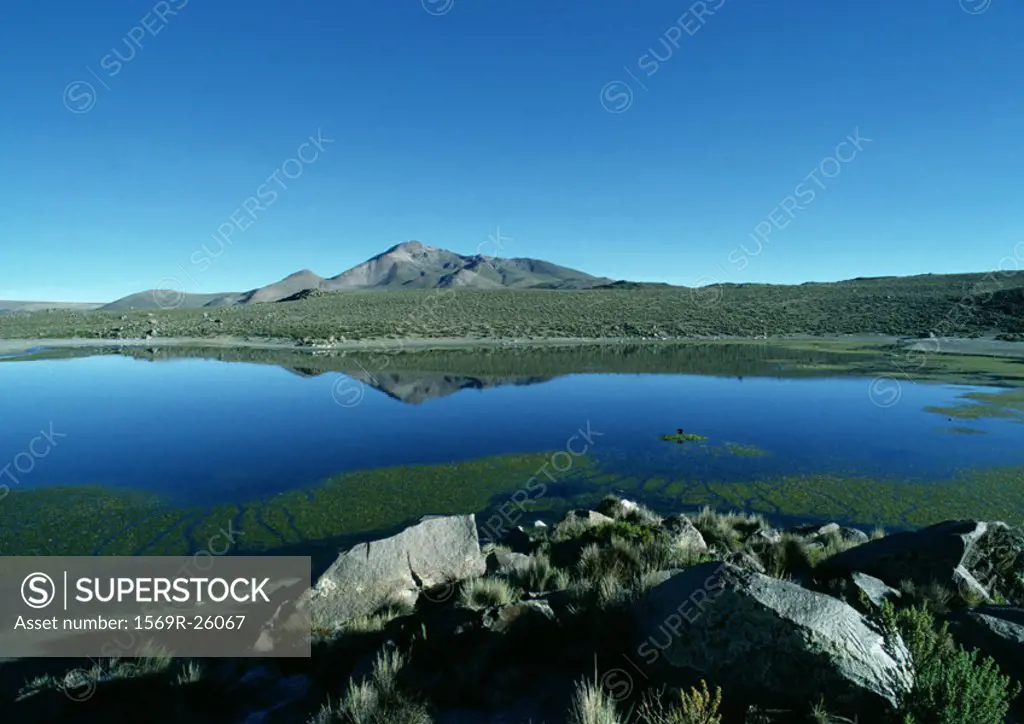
[660,429,708,443]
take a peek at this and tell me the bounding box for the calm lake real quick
[1,342,1022,558]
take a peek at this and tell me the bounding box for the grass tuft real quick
[458,577,518,610]
[568,675,620,724]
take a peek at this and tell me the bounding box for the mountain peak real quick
[386,240,433,253]
[323,242,609,292]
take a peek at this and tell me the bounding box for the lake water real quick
[1,344,1022,557]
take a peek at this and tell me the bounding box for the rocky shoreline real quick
[6,500,1023,723]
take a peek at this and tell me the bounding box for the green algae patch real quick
[0,486,170,555]
[187,504,243,552]
[0,453,598,556]
[237,503,288,551]
[656,466,1024,529]
[240,452,598,549]
[142,514,201,555]
[643,477,668,492]
[925,388,1024,422]
[722,442,770,458]
[4,454,1021,557]
[97,509,193,555]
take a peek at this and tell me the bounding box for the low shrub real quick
[881,602,1021,723]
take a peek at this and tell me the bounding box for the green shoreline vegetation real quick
[0,272,1022,343]
[2,453,1023,556]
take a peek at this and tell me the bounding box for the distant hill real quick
[99,292,236,311]
[0,300,102,314]
[93,241,611,310]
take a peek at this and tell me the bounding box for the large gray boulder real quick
[946,606,1024,688]
[308,515,486,628]
[633,562,912,714]
[820,520,1022,603]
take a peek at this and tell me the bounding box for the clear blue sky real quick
[1,0,1021,302]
